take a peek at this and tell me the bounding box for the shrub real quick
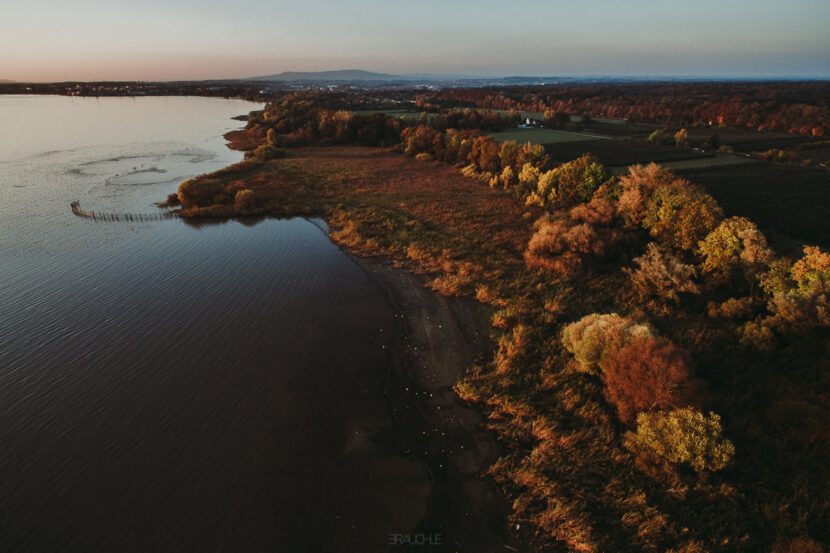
[178,178,229,209]
[499,165,516,189]
[561,313,654,375]
[667,541,708,553]
[161,192,180,206]
[429,260,480,296]
[627,243,699,311]
[569,197,616,226]
[524,218,588,275]
[646,128,674,145]
[233,188,257,211]
[624,408,735,473]
[698,217,773,288]
[494,324,532,375]
[460,164,481,180]
[252,143,285,161]
[524,198,624,276]
[602,337,694,424]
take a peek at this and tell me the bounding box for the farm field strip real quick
[489,127,611,144]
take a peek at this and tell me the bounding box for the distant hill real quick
[249,69,406,82]
[0,79,16,84]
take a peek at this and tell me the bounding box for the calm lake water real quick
[0,96,428,552]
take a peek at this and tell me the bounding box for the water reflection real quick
[0,96,427,552]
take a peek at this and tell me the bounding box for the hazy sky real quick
[2,0,829,81]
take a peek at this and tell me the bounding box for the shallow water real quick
[0,96,427,552]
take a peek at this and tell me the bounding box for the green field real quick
[352,109,428,120]
[491,109,624,125]
[489,127,610,144]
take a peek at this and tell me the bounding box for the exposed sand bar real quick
[354,256,513,551]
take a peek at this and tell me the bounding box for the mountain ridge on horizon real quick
[249,69,406,82]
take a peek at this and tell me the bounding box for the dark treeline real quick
[0,81,269,101]
[236,92,522,157]
[416,81,830,136]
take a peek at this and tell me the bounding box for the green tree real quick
[555,154,610,207]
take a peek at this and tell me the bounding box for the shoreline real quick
[183,119,518,547]
[351,255,513,551]
[180,126,518,547]
[303,215,513,550]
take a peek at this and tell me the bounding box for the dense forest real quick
[176,90,829,552]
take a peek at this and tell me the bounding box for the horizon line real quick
[5,73,830,85]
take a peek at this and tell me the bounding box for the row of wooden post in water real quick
[70,201,180,222]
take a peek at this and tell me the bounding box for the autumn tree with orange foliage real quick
[525,197,625,276]
[627,243,700,313]
[602,336,696,424]
[617,163,678,228]
[641,178,723,252]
